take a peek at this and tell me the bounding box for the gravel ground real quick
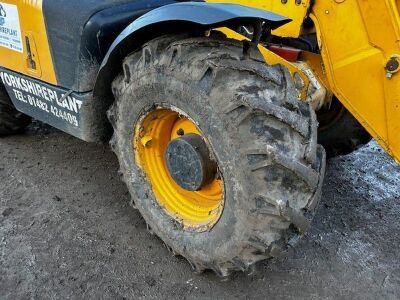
[0,124,399,299]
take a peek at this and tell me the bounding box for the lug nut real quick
[177,128,185,136]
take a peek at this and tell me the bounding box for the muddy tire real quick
[108,35,326,277]
[317,98,371,158]
[0,84,31,136]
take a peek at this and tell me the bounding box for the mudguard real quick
[94,2,290,97]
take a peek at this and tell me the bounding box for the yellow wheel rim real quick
[133,108,224,230]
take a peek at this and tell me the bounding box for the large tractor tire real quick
[108,34,326,277]
[0,84,31,136]
[317,97,371,158]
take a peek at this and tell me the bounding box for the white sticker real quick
[0,2,23,52]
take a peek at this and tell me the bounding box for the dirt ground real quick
[0,123,399,300]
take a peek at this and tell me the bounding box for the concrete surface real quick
[1,124,399,299]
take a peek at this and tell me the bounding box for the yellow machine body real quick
[311,0,400,163]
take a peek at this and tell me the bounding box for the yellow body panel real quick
[310,0,400,162]
[207,0,311,37]
[0,0,56,84]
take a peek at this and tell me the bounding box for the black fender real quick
[93,2,290,99]
[90,2,290,142]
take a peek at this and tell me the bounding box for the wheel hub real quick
[134,108,224,230]
[165,134,217,191]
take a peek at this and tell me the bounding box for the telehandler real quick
[0,0,398,276]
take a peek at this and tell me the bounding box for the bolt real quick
[385,56,400,79]
[177,128,185,136]
[386,57,399,72]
